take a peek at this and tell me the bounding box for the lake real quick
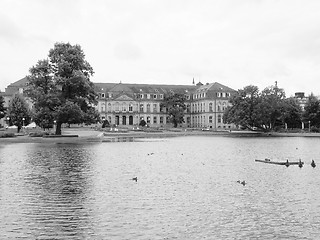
[0,136,319,239]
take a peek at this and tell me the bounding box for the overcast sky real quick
[1,0,320,96]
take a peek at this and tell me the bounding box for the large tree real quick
[6,94,31,132]
[224,84,293,131]
[26,42,100,135]
[161,93,187,127]
[282,97,302,129]
[0,95,5,120]
[303,94,320,128]
[224,85,262,130]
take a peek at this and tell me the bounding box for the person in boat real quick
[298,159,303,168]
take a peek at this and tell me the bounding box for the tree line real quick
[1,42,320,133]
[223,84,320,132]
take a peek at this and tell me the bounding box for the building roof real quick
[7,77,28,87]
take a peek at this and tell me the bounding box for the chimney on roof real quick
[192,78,195,85]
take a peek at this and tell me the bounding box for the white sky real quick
[1,0,320,96]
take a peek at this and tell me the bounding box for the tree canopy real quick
[161,93,187,127]
[303,94,320,129]
[224,84,302,131]
[26,42,100,134]
[6,94,31,132]
[0,95,5,120]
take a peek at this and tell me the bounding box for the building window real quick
[217,92,221,97]
[147,104,151,112]
[101,105,105,112]
[147,116,151,123]
[147,94,151,99]
[101,93,105,98]
[115,102,119,112]
[160,116,163,124]
[209,103,213,112]
[222,92,226,97]
[153,116,157,124]
[160,94,163,99]
[108,103,112,112]
[140,94,144,99]
[218,114,221,123]
[153,94,157,99]
[153,103,157,112]
[140,103,144,112]
[129,103,133,112]
[122,102,127,112]
[209,116,213,123]
[227,92,230,97]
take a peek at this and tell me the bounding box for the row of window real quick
[192,115,223,124]
[191,102,227,113]
[100,102,163,113]
[193,92,231,99]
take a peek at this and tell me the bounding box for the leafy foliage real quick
[6,94,31,132]
[303,94,320,128]
[224,84,302,131]
[0,95,6,119]
[26,42,100,134]
[161,93,186,127]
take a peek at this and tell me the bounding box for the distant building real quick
[294,92,308,111]
[1,77,237,129]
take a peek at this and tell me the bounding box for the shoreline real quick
[1,129,320,144]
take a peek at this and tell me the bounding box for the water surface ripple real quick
[1,136,320,239]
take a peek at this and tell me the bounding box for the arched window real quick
[122,102,127,111]
[147,104,151,112]
[115,102,120,112]
[140,103,144,112]
[108,103,112,112]
[129,103,133,112]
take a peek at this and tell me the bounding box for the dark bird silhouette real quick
[132,177,138,182]
[311,160,316,168]
[240,181,246,186]
[298,159,303,168]
[285,159,290,167]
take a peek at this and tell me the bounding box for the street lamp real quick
[309,120,311,132]
[22,117,25,127]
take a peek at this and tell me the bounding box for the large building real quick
[1,77,237,129]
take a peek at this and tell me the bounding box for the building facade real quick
[94,81,236,129]
[1,77,237,129]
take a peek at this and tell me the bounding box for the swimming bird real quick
[240,181,246,186]
[132,177,138,182]
[311,160,316,168]
[285,159,290,167]
[298,159,303,168]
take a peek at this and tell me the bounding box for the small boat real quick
[255,159,304,166]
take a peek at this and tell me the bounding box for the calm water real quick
[0,136,320,239]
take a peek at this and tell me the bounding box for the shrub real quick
[310,126,320,133]
[0,132,16,138]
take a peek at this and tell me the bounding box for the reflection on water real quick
[1,136,320,239]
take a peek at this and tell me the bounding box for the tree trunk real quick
[55,122,62,135]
